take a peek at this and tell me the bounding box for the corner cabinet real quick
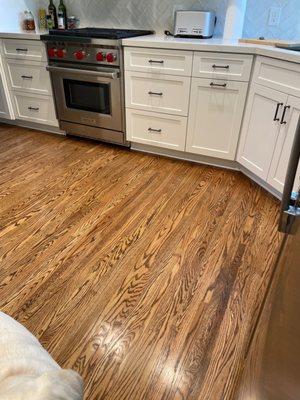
[186,78,248,160]
[238,56,300,194]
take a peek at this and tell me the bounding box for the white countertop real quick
[122,35,300,64]
[0,29,48,40]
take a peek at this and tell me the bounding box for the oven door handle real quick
[46,65,119,79]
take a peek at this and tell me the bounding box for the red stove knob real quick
[48,48,56,58]
[74,50,85,60]
[106,52,116,63]
[56,49,65,58]
[96,52,104,62]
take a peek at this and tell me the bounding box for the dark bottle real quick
[58,0,67,30]
[48,0,58,29]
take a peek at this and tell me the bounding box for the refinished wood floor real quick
[0,124,283,400]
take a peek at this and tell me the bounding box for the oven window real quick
[63,79,111,114]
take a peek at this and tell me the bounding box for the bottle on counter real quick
[48,0,58,29]
[58,0,67,30]
[38,8,47,30]
[23,10,36,31]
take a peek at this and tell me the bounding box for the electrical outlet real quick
[268,7,282,26]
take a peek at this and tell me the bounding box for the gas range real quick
[41,28,153,146]
[41,28,153,66]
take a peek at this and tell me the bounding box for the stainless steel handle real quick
[148,128,162,133]
[28,106,39,111]
[210,82,227,88]
[274,102,283,122]
[16,48,28,52]
[46,65,119,79]
[280,105,290,124]
[148,60,164,64]
[279,117,300,234]
[21,75,33,79]
[212,64,230,69]
[148,91,163,96]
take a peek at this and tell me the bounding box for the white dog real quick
[0,312,83,400]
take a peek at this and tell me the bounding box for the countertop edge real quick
[122,35,300,64]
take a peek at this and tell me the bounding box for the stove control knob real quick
[96,51,104,62]
[48,48,56,58]
[74,50,85,60]
[56,49,65,58]
[106,52,116,63]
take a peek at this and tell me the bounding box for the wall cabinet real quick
[186,78,248,160]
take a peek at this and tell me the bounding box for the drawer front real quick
[125,71,190,116]
[3,39,46,62]
[126,109,187,151]
[124,47,193,76]
[13,91,58,126]
[6,60,51,95]
[253,56,300,97]
[193,52,253,81]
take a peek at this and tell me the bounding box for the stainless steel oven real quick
[42,29,153,146]
[47,62,123,137]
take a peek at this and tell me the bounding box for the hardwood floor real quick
[0,124,283,400]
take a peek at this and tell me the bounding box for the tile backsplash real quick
[3,0,300,40]
[243,0,300,40]
[36,0,227,37]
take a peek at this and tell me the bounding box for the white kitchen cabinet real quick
[237,83,288,180]
[267,95,300,192]
[126,108,187,151]
[125,71,190,116]
[193,52,253,82]
[186,78,248,160]
[0,56,14,119]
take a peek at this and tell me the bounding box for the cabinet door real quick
[0,58,14,119]
[186,78,248,160]
[237,84,287,180]
[267,95,300,193]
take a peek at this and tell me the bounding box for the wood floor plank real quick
[0,125,283,400]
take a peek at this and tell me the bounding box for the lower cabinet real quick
[186,78,248,160]
[237,84,287,180]
[267,95,300,192]
[126,108,187,151]
[0,57,14,119]
[12,91,57,126]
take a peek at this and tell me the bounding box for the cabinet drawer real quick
[125,71,190,116]
[253,56,300,97]
[126,109,187,151]
[6,60,51,95]
[193,52,253,81]
[2,39,46,62]
[12,91,58,126]
[124,47,193,76]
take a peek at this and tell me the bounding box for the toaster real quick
[173,10,216,39]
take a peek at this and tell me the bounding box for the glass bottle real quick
[48,0,58,29]
[58,0,67,30]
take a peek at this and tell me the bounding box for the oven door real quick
[47,63,123,131]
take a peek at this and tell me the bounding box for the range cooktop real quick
[47,28,154,40]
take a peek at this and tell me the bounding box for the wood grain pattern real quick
[0,124,283,400]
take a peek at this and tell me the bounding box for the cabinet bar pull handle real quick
[210,82,227,88]
[212,64,230,69]
[148,128,162,133]
[148,91,163,96]
[16,48,28,52]
[28,106,39,111]
[280,105,290,124]
[21,75,33,79]
[274,102,283,121]
[148,60,164,64]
